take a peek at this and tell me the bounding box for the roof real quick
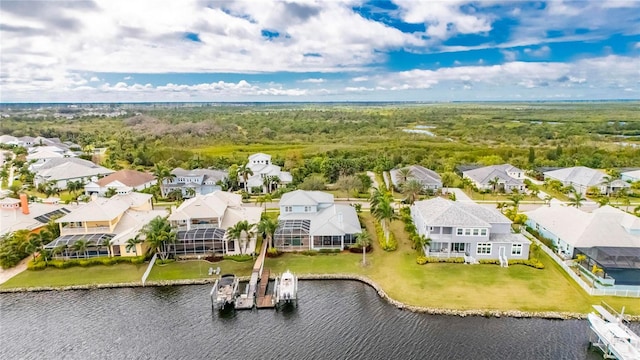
[0,135,19,144]
[412,197,511,227]
[0,202,80,236]
[525,205,640,248]
[278,203,361,236]
[249,153,271,161]
[37,161,114,182]
[36,157,104,171]
[26,149,65,160]
[96,170,155,187]
[177,228,226,242]
[56,193,151,223]
[168,191,249,223]
[610,179,631,188]
[463,164,524,185]
[543,166,606,187]
[622,169,640,180]
[390,165,441,187]
[280,190,334,207]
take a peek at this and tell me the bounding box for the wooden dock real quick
[256,268,274,308]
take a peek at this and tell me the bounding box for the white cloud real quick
[524,45,551,58]
[352,76,369,82]
[89,76,100,82]
[301,78,325,83]
[501,49,518,61]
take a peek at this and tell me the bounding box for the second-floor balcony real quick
[61,226,111,235]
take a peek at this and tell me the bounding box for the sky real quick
[1,0,639,103]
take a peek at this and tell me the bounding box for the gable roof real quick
[390,165,441,186]
[278,203,361,236]
[36,157,101,171]
[280,190,334,207]
[463,164,523,185]
[168,191,243,221]
[622,169,640,180]
[96,170,155,187]
[543,166,606,187]
[171,168,226,181]
[37,161,114,181]
[525,205,640,248]
[249,153,271,161]
[412,197,510,227]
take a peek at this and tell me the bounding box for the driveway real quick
[0,257,29,285]
[449,188,474,202]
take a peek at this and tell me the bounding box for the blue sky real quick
[1,0,639,102]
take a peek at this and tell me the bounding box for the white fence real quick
[523,230,640,298]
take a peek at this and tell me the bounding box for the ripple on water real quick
[1,281,633,360]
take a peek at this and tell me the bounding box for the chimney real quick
[20,193,29,215]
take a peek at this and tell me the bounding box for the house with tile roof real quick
[462,164,525,193]
[274,190,361,251]
[390,165,442,192]
[0,194,76,237]
[161,168,226,198]
[167,191,263,255]
[411,197,529,261]
[84,169,156,197]
[525,205,640,286]
[44,193,165,258]
[243,153,292,193]
[543,166,630,195]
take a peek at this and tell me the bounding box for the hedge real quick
[374,219,397,251]
[223,254,254,262]
[417,256,465,265]
[27,256,147,271]
[416,257,543,269]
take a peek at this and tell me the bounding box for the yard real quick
[0,263,148,288]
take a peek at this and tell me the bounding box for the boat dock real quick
[588,303,640,360]
[213,237,276,311]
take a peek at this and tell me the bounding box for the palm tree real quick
[152,162,175,198]
[52,244,67,260]
[575,254,586,266]
[126,235,143,256]
[402,179,423,205]
[356,231,372,266]
[237,163,254,192]
[185,187,196,198]
[104,187,118,198]
[101,237,112,257]
[66,179,84,196]
[543,194,553,207]
[144,216,176,261]
[72,239,89,258]
[488,176,500,194]
[371,194,398,247]
[227,221,255,254]
[567,192,585,208]
[25,235,42,261]
[396,167,413,185]
[257,217,278,249]
[508,193,524,213]
[412,234,430,255]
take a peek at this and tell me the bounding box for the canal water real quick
[1,281,635,359]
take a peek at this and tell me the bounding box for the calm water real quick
[1,281,635,359]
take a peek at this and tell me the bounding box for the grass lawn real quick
[467,191,540,202]
[0,263,148,288]
[146,259,254,281]
[540,185,570,201]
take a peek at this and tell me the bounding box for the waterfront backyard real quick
[2,213,639,315]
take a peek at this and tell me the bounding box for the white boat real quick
[274,270,298,307]
[211,274,239,310]
[587,304,640,360]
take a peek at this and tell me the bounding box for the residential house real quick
[411,197,529,261]
[390,165,442,192]
[274,190,361,251]
[462,164,525,193]
[525,205,640,286]
[0,194,76,237]
[161,168,226,198]
[33,158,114,190]
[44,193,165,258]
[242,153,292,193]
[543,166,630,195]
[85,169,156,197]
[0,135,20,146]
[167,192,263,255]
[621,169,640,182]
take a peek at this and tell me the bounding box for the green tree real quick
[370,188,397,247]
[152,162,175,198]
[144,216,176,261]
[336,175,362,201]
[396,167,413,185]
[567,192,585,208]
[72,239,89,258]
[528,147,535,165]
[298,175,325,191]
[104,187,118,198]
[402,179,423,205]
[488,176,500,194]
[237,163,254,192]
[508,193,525,213]
[227,220,255,254]
[257,217,278,249]
[126,235,143,256]
[355,231,372,266]
[66,180,84,196]
[101,237,113,257]
[412,234,430,255]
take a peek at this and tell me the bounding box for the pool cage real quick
[171,228,228,256]
[575,247,640,286]
[44,233,115,259]
[274,219,310,251]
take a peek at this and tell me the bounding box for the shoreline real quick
[2,274,638,322]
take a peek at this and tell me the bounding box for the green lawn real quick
[2,213,639,315]
[467,190,540,202]
[0,263,148,288]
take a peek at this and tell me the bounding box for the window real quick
[480,229,487,236]
[457,228,463,235]
[464,229,471,236]
[284,206,292,212]
[511,244,523,256]
[472,229,479,236]
[452,243,465,252]
[477,243,492,255]
[304,206,312,212]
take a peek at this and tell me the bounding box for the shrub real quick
[78,260,91,267]
[416,256,427,265]
[204,255,223,262]
[374,220,397,251]
[348,245,371,254]
[27,260,47,271]
[266,247,280,258]
[223,254,254,262]
[318,248,340,254]
[156,259,175,265]
[300,250,318,256]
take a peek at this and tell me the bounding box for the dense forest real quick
[2,102,639,184]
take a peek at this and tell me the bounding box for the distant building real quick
[242,153,292,193]
[390,165,442,191]
[162,168,227,198]
[543,166,629,195]
[85,169,156,197]
[274,190,361,251]
[621,169,640,182]
[33,158,114,190]
[462,164,525,193]
[0,194,76,237]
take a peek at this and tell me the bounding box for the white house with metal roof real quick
[167,191,263,255]
[543,166,629,195]
[621,169,640,182]
[161,168,226,198]
[85,169,156,197]
[411,197,529,261]
[462,164,525,193]
[390,165,442,192]
[33,157,114,190]
[274,190,361,251]
[44,193,165,258]
[243,153,292,193]
[525,205,640,285]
